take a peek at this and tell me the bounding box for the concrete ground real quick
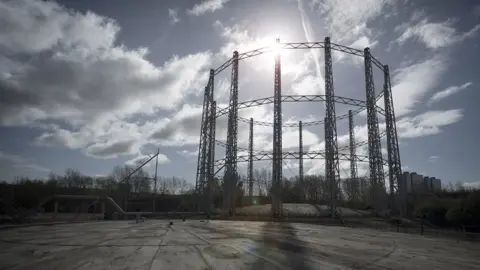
[0,220,479,270]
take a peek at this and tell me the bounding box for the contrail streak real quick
[297,0,325,98]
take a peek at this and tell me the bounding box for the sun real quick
[259,37,283,55]
[247,34,299,75]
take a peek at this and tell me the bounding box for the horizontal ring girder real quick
[214,151,387,167]
[215,130,387,153]
[215,95,385,126]
[216,94,368,117]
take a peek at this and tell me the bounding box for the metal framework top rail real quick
[214,42,384,76]
[213,41,385,104]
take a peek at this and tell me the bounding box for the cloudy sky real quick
[1,0,479,188]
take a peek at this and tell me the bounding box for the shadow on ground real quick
[250,222,312,270]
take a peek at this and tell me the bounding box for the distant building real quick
[423,176,431,192]
[401,172,412,193]
[430,177,442,192]
[400,171,442,194]
[410,172,424,193]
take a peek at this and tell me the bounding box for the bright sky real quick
[0,0,479,188]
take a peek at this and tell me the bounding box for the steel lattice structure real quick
[213,152,389,166]
[364,48,386,211]
[195,38,404,218]
[248,118,254,200]
[298,121,304,186]
[272,39,283,217]
[324,37,341,217]
[349,110,359,204]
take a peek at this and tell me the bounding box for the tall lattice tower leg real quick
[324,117,331,208]
[223,52,239,215]
[272,38,283,218]
[364,48,385,214]
[248,118,254,201]
[206,100,217,216]
[324,37,341,218]
[349,110,358,205]
[298,121,304,186]
[383,65,403,216]
[195,70,214,211]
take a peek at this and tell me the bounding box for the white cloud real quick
[0,0,213,159]
[312,0,393,42]
[350,36,378,49]
[86,140,138,159]
[126,153,170,167]
[427,155,439,163]
[296,0,325,95]
[291,75,323,95]
[34,127,87,149]
[187,0,230,16]
[0,151,50,173]
[0,151,25,164]
[168,8,180,25]
[149,104,209,147]
[0,0,211,125]
[13,163,51,173]
[0,0,118,54]
[386,55,448,116]
[34,116,168,159]
[396,19,456,49]
[427,82,472,106]
[396,18,480,50]
[282,129,319,149]
[177,150,198,159]
[334,36,379,65]
[396,109,463,138]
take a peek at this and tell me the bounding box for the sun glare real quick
[247,34,300,75]
[261,37,283,55]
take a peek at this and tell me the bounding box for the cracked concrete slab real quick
[0,220,478,269]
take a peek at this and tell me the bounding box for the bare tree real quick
[158,177,193,195]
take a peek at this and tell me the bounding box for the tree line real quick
[10,164,194,195]
[3,164,479,230]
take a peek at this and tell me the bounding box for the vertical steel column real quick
[272,38,283,217]
[206,100,216,215]
[248,118,254,200]
[364,48,385,212]
[223,52,239,215]
[324,37,341,218]
[383,65,403,215]
[195,88,210,194]
[349,110,358,204]
[298,121,304,185]
[324,116,330,204]
[195,69,214,210]
[154,149,159,194]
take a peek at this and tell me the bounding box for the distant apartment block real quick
[400,171,442,194]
